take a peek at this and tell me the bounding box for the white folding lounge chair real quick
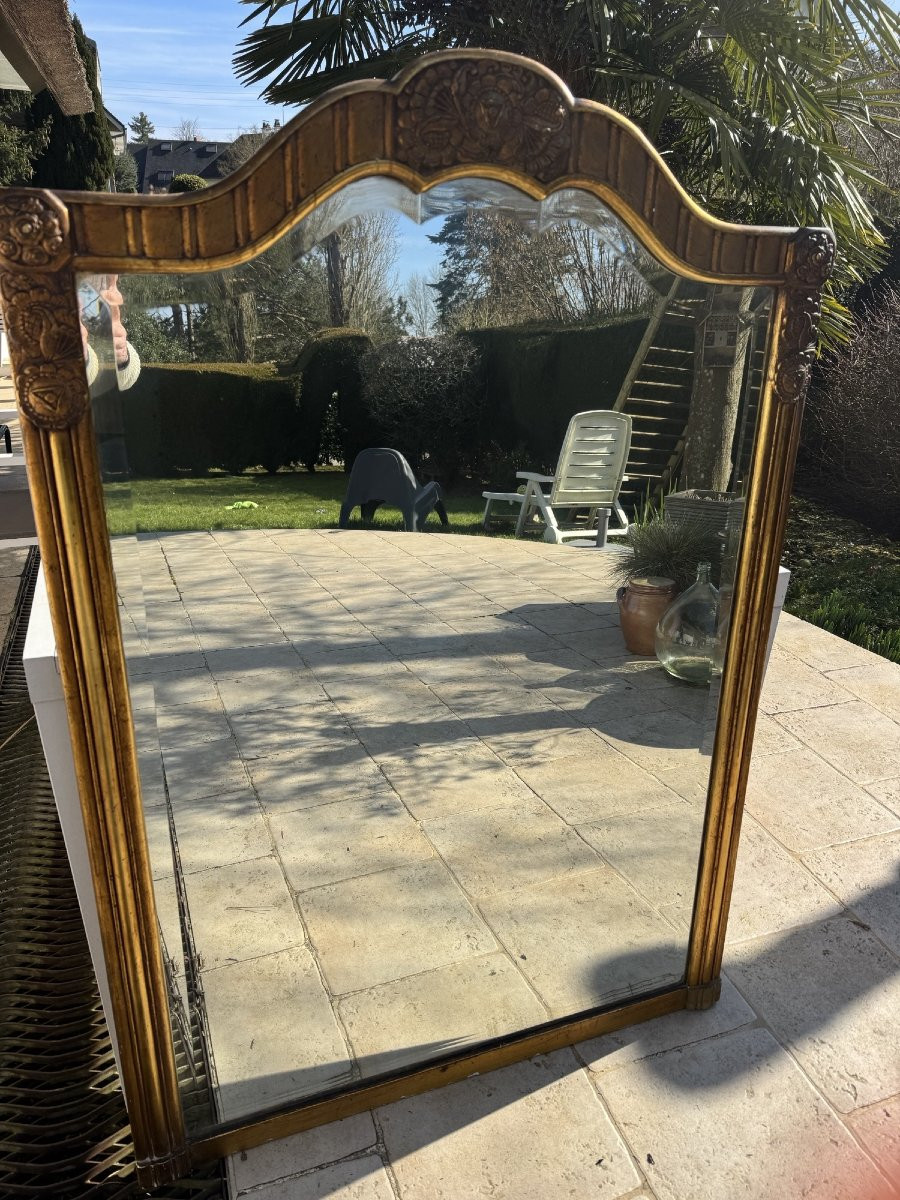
[482,410,632,546]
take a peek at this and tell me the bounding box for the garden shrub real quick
[121,363,300,476]
[288,328,372,469]
[169,173,207,192]
[360,335,485,481]
[462,315,650,473]
[802,288,900,538]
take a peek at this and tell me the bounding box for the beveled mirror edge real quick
[0,49,834,1188]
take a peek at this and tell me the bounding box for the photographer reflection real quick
[79,274,141,479]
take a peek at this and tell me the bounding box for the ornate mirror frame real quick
[0,50,833,1187]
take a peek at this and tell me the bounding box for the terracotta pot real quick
[616,575,678,655]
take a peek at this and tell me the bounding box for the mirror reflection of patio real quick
[123,528,718,1126]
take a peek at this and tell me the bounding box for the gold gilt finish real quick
[0,50,833,1187]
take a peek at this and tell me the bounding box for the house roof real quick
[0,0,92,114]
[127,138,234,193]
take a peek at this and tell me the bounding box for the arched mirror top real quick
[0,50,832,288]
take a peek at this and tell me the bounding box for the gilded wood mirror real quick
[0,50,833,1187]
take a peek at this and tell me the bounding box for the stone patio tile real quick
[154,700,232,750]
[274,794,434,891]
[170,789,271,874]
[231,701,357,760]
[491,644,599,684]
[147,648,205,674]
[746,747,899,852]
[463,705,575,750]
[487,725,616,769]
[424,798,602,898]
[663,815,837,942]
[479,867,685,1014]
[194,622,289,653]
[235,1156,395,1200]
[300,861,496,995]
[181,856,305,971]
[518,749,688,824]
[216,669,328,716]
[377,1050,641,1200]
[577,975,756,1074]
[247,745,388,814]
[866,778,900,819]
[775,610,886,671]
[593,1025,888,1200]
[348,711,470,756]
[726,916,900,1113]
[144,805,175,879]
[845,1096,900,1182]
[338,953,548,1072]
[592,709,705,775]
[228,1113,378,1195]
[825,660,900,723]
[577,799,706,910]
[514,602,612,635]
[801,830,900,957]
[161,737,249,800]
[375,739,537,820]
[137,751,167,809]
[204,644,305,676]
[553,625,642,661]
[152,667,220,708]
[759,645,854,714]
[750,713,802,756]
[776,700,900,784]
[202,946,351,1123]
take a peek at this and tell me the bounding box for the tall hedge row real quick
[119,318,647,480]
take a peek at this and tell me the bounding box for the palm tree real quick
[234,1,900,343]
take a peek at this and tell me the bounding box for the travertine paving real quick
[115,529,899,1200]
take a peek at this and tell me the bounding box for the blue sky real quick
[71,0,284,139]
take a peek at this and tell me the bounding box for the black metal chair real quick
[339,448,449,532]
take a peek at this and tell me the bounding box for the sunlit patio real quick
[111,526,900,1199]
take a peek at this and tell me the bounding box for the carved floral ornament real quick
[395,60,571,179]
[0,192,69,271]
[0,191,88,431]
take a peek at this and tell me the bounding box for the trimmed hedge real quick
[122,363,300,476]
[462,316,649,474]
[120,318,651,482]
[288,328,373,469]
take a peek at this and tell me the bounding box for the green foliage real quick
[463,317,650,479]
[801,286,900,538]
[28,16,115,190]
[113,152,138,192]
[614,516,724,594]
[289,328,373,468]
[0,90,50,185]
[782,494,900,664]
[169,173,207,192]
[121,363,301,476]
[128,112,155,142]
[360,335,485,479]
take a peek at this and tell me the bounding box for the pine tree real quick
[128,111,155,142]
[28,15,115,190]
[113,151,138,192]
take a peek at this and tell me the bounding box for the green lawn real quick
[104,470,492,536]
[106,472,900,664]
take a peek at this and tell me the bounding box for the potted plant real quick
[613,514,722,655]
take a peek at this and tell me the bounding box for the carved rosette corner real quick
[0,190,89,431]
[774,228,836,410]
[395,59,571,181]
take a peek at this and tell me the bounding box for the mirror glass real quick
[79,176,772,1131]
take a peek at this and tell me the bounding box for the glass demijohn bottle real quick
[655,560,722,685]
